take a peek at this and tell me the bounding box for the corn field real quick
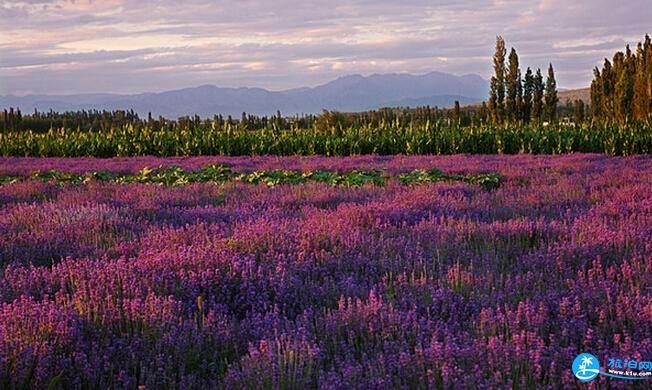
[1,121,652,157]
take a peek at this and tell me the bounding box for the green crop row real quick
[1,121,652,157]
[1,165,501,189]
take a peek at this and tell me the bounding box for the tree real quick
[565,99,574,119]
[590,67,603,121]
[646,35,652,117]
[522,67,534,124]
[453,101,461,125]
[601,59,615,121]
[589,36,652,123]
[488,36,506,124]
[633,40,651,120]
[615,62,634,124]
[531,68,544,125]
[633,43,646,120]
[544,64,558,123]
[505,48,522,123]
[574,99,585,123]
[516,73,523,123]
[488,81,498,124]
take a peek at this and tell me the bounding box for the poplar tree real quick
[646,35,652,116]
[516,71,523,124]
[505,48,522,123]
[574,99,585,123]
[615,62,634,124]
[633,42,647,120]
[488,87,498,124]
[590,36,652,123]
[601,59,615,121]
[590,67,603,121]
[522,67,534,124]
[488,36,506,124]
[531,68,544,125]
[544,64,558,123]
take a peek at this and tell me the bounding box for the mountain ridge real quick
[1,72,489,117]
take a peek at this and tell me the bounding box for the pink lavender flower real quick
[0,154,651,388]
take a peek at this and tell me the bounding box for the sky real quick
[1,0,651,95]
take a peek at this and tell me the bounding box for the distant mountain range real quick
[0,72,488,118]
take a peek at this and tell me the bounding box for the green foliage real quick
[505,48,522,124]
[522,67,534,124]
[460,172,502,190]
[531,69,545,125]
[397,168,500,190]
[31,170,89,184]
[0,166,502,190]
[544,64,559,123]
[47,371,64,390]
[397,168,444,185]
[488,36,507,124]
[592,35,652,124]
[0,175,18,185]
[2,121,652,157]
[236,170,307,187]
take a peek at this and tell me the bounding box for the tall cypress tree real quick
[574,99,585,123]
[532,68,544,125]
[602,59,615,121]
[544,64,558,123]
[590,67,603,121]
[488,83,498,124]
[505,48,522,123]
[489,36,506,124]
[589,36,652,123]
[633,42,648,120]
[522,67,534,124]
[646,35,652,117]
[516,69,523,124]
[615,62,634,124]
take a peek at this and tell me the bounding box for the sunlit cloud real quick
[1,0,650,94]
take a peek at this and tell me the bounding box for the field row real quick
[2,122,652,157]
[0,165,501,189]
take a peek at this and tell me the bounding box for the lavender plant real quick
[0,154,650,389]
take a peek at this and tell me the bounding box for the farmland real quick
[1,154,651,388]
[2,121,652,157]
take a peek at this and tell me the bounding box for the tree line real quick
[1,105,489,134]
[0,108,306,133]
[487,36,559,125]
[591,35,652,124]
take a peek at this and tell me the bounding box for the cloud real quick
[537,0,554,11]
[0,0,650,94]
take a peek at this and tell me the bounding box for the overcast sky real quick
[1,0,650,95]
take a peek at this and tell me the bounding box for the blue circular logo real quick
[572,353,600,382]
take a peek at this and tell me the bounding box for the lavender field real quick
[1,154,651,389]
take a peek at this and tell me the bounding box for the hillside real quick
[558,88,590,104]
